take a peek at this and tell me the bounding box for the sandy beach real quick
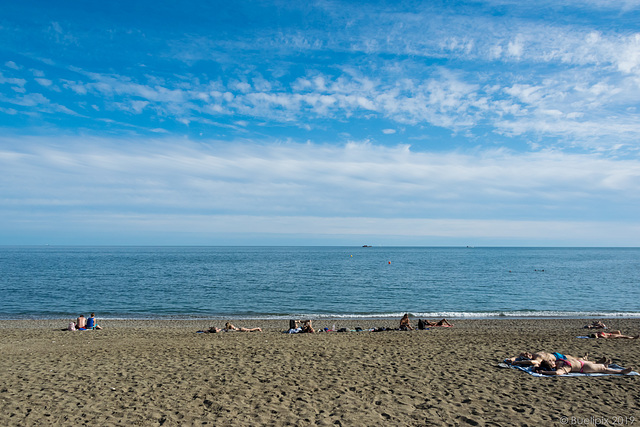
[1,318,639,426]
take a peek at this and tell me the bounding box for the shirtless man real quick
[76,315,87,329]
[584,320,607,329]
[537,359,633,376]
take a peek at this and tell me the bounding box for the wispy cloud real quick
[2,137,639,221]
[2,59,637,152]
[2,0,640,245]
[2,134,639,244]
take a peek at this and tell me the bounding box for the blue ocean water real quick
[1,246,639,320]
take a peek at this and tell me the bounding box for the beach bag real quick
[68,322,76,331]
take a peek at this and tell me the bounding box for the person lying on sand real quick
[418,318,453,329]
[584,320,607,329]
[506,351,585,368]
[225,322,261,332]
[399,314,413,331]
[590,330,639,339]
[536,359,633,376]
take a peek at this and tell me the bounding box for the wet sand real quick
[1,318,639,426]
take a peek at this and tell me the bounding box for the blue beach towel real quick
[499,361,639,377]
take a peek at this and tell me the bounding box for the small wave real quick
[101,310,640,321]
[3,310,640,321]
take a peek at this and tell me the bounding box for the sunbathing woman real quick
[537,359,633,376]
[591,330,639,339]
[225,322,262,332]
[506,351,585,367]
[423,318,453,327]
[399,314,413,330]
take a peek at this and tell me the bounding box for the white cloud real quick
[35,78,53,87]
[36,55,635,151]
[617,33,640,74]
[3,2,640,157]
[0,73,27,87]
[2,137,639,223]
[5,61,20,70]
[507,37,524,59]
[8,212,638,246]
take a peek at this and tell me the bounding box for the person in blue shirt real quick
[86,313,102,330]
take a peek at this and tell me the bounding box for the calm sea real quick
[1,246,639,320]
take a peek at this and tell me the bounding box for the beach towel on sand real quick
[498,361,639,377]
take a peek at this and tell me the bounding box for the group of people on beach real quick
[504,319,638,376]
[399,313,453,330]
[199,314,636,378]
[582,320,639,339]
[287,319,316,333]
[506,351,633,375]
[282,314,453,334]
[68,313,101,331]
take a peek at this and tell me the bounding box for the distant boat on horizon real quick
[362,245,372,247]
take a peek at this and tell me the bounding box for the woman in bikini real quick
[225,322,261,332]
[424,318,453,327]
[537,359,633,375]
[399,314,413,330]
[591,330,639,339]
[506,351,575,367]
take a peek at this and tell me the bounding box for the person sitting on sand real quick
[76,315,87,329]
[86,313,102,330]
[536,359,633,376]
[399,314,413,331]
[584,320,607,329]
[225,322,261,332]
[300,320,315,333]
[590,330,639,339]
[418,318,453,329]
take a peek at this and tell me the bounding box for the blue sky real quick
[1,0,640,246]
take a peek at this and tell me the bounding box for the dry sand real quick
[1,318,639,426]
